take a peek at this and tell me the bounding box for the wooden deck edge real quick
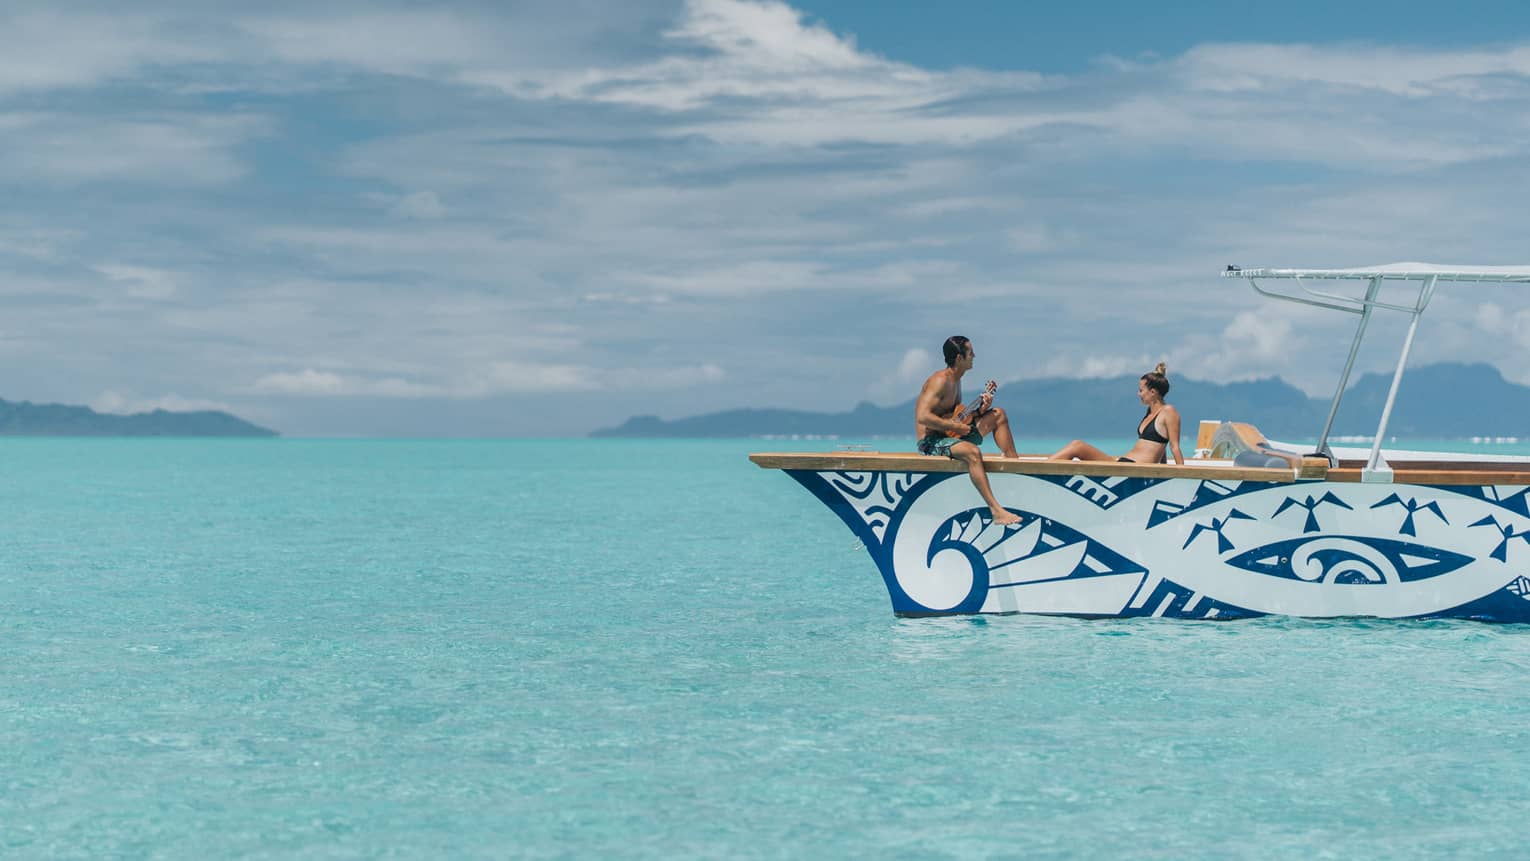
[1326,468,1530,485]
[748,452,1305,483]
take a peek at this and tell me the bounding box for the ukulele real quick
[947,379,998,437]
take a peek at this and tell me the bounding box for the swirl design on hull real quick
[890,509,989,613]
[888,475,1148,615]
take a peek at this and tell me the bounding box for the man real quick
[914,336,1022,527]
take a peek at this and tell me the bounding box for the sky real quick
[5,0,1530,436]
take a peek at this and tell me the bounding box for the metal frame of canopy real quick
[1221,264,1530,482]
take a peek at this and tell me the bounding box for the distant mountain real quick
[592,362,1526,440]
[0,399,277,437]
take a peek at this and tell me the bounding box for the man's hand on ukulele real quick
[978,392,993,413]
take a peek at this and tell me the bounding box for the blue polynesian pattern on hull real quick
[785,468,1530,622]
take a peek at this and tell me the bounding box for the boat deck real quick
[748,451,1530,485]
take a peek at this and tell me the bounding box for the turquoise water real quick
[6,438,1530,858]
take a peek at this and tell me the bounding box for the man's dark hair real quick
[942,336,971,368]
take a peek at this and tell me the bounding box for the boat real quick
[750,264,1530,620]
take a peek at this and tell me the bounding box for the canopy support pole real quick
[1315,276,1382,465]
[1363,275,1438,482]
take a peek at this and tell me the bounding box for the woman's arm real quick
[1163,406,1184,465]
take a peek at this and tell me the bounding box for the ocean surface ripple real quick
[5,438,1530,859]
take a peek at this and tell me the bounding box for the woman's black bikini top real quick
[1137,409,1169,444]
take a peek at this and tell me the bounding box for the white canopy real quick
[1224,262,1530,282]
[1222,260,1530,479]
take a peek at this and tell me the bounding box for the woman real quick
[1049,362,1185,465]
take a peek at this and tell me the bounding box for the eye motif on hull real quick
[1225,536,1473,585]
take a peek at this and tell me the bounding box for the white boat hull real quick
[788,468,1530,620]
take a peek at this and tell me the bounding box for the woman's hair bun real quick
[1153,362,1167,376]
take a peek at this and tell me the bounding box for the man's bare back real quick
[914,369,962,439]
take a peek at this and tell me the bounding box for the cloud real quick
[1006,224,1077,254]
[455,3,1530,170]
[870,347,933,399]
[388,191,446,219]
[636,260,827,296]
[1030,307,1307,393]
[253,370,446,398]
[251,361,725,398]
[581,292,672,305]
[672,0,869,71]
[10,5,1530,172]
[894,348,931,381]
[239,11,503,76]
[609,362,727,389]
[0,112,266,185]
[476,0,917,111]
[1218,310,1296,362]
[6,2,1530,435]
[469,0,1052,151]
[253,369,349,395]
[0,10,222,94]
[94,263,178,299]
[0,226,79,262]
[1036,353,1153,380]
[1157,308,1307,389]
[91,391,236,415]
[0,4,672,94]
[237,2,672,83]
[1175,42,1530,99]
[1474,302,1530,350]
[479,361,598,394]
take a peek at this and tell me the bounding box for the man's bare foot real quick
[990,508,1022,527]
